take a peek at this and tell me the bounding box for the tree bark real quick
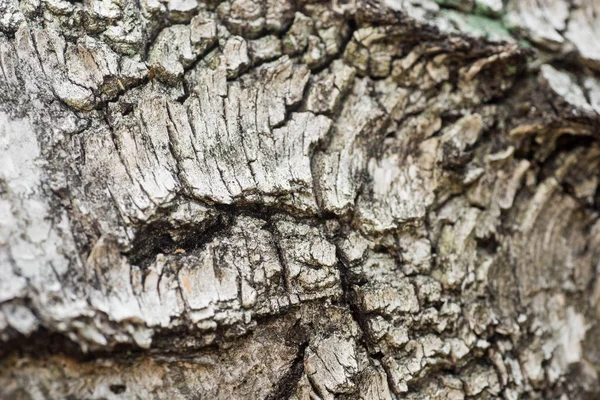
[1,0,600,398]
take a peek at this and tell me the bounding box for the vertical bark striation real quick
[1,0,600,398]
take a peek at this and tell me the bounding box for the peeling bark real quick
[1,0,600,398]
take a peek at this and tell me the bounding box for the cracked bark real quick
[2,0,600,398]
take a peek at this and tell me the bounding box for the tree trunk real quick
[1,0,600,398]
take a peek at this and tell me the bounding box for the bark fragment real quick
[2,0,600,398]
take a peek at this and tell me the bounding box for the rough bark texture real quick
[1,0,600,398]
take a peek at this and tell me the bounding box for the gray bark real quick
[1,0,600,398]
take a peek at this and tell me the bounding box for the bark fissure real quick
[2,0,600,398]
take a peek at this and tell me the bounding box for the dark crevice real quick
[109,384,127,394]
[0,296,333,364]
[177,41,220,104]
[272,234,291,293]
[265,341,308,400]
[305,17,358,76]
[93,75,151,114]
[125,211,231,268]
[334,247,374,354]
[0,328,142,362]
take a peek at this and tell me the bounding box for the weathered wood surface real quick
[1,0,600,398]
